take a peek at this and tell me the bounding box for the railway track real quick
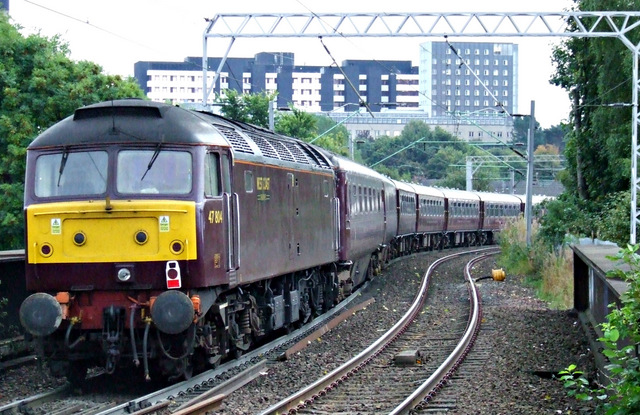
[257,247,496,415]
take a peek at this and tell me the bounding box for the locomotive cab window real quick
[35,151,108,197]
[117,150,192,195]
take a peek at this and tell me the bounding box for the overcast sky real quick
[8,0,576,127]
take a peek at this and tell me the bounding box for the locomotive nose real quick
[151,291,194,334]
[20,293,63,336]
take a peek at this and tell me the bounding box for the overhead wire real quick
[21,0,164,53]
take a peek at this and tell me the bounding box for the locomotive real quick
[19,99,523,383]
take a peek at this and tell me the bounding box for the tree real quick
[275,107,316,140]
[543,0,640,245]
[308,115,349,157]
[215,89,276,128]
[551,0,638,202]
[0,14,145,249]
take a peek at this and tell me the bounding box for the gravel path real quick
[0,250,597,414]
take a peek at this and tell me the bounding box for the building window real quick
[469,131,475,137]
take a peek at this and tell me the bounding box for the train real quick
[18,99,524,383]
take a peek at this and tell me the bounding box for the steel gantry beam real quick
[202,11,640,243]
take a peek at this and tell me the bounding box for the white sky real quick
[8,0,577,128]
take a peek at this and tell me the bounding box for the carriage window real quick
[323,180,329,197]
[244,170,254,193]
[204,152,220,196]
[118,150,192,195]
[35,151,108,197]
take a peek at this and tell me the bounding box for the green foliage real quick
[536,190,631,249]
[596,191,631,247]
[597,244,640,414]
[0,14,145,250]
[215,89,276,128]
[275,107,316,140]
[537,194,594,249]
[496,218,535,275]
[357,121,487,185]
[550,0,639,202]
[307,115,349,157]
[558,364,605,403]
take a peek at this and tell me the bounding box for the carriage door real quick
[222,153,240,273]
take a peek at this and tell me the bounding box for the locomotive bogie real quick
[231,160,338,286]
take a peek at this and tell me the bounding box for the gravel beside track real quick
[0,250,598,414]
[222,250,597,414]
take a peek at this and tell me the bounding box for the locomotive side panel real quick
[232,160,336,285]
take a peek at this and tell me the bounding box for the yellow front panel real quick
[63,217,159,258]
[26,200,198,264]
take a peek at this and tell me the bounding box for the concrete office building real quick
[133,41,517,143]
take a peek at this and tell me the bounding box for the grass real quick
[497,217,574,309]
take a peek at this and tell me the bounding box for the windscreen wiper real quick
[141,143,162,181]
[56,148,69,187]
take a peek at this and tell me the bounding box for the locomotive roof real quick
[29,99,334,171]
[29,99,231,149]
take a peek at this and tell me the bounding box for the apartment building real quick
[134,41,517,142]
